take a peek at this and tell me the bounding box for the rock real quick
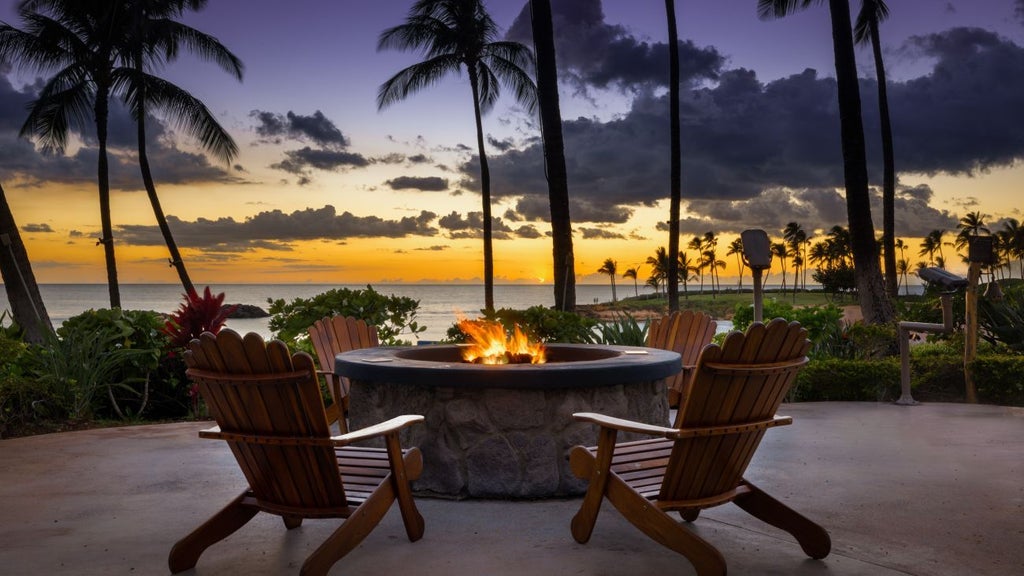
[223,303,269,318]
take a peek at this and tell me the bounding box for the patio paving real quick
[1,401,1021,575]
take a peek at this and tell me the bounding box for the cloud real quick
[21,223,53,233]
[475,27,1024,235]
[251,109,370,181]
[580,227,625,240]
[437,211,515,239]
[1017,0,1024,24]
[116,205,439,248]
[507,0,724,90]
[386,176,448,192]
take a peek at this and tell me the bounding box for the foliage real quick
[792,358,900,402]
[970,356,1024,406]
[446,306,598,344]
[812,263,857,296]
[163,287,237,348]
[0,331,49,437]
[593,313,648,346]
[979,286,1024,352]
[268,286,425,351]
[732,300,852,359]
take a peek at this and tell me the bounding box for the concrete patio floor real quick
[1,402,1022,575]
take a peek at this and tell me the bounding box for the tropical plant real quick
[665,0,682,312]
[529,0,575,312]
[758,0,894,324]
[678,251,697,299]
[163,287,237,348]
[687,236,705,293]
[376,0,538,312]
[597,258,618,302]
[771,242,788,290]
[267,286,425,350]
[919,229,946,267]
[121,0,243,294]
[727,237,746,290]
[622,267,640,297]
[854,0,898,297]
[646,247,670,294]
[1,1,127,306]
[445,305,597,344]
[592,312,648,346]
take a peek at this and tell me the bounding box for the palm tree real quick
[771,242,788,290]
[955,211,989,254]
[1000,218,1023,278]
[759,0,894,323]
[622,266,640,298]
[854,0,897,298]
[783,221,806,292]
[1,0,130,307]
[896,257,910,295]
[665,0,682,313]
[122,0,243,294]
[702,231,720,294]
[687,235,705,294]
[678,251,698,299]
[727,237,746,290]
[377,0,537,312]
[528,0,575,312]
[0,181,53,343]
[646,247,670,295]
[598,258,618,303]
[924,229,947,267]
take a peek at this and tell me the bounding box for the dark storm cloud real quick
[437,211,515,240]
[515,225,543,239]
[477,27,1024,234]
[407,154,431,164]
[507,0,724,90]
[251,110,348,147]
[271,146,369,174]
[1016,0,1024,24]
[251,109,371,181]
[386,176,448,192]
[116,206,439,248]
[580,227,625,240]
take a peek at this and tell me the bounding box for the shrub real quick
[163,287,236,348]
[0,331,54,437]
[593,313,648,346]
[792,358,901,402]
[969,355,1024,406]
[268,286,425,351]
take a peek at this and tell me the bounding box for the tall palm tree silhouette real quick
[759,0,893,323]
[854,0,898,297]
[2,1,130,307]
[664,0,682,312]
[598,258,618,303]
[622,266,640,298]
[377,0,537,312]
[122,0,243,294]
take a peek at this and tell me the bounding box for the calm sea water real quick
[0,283,659,341]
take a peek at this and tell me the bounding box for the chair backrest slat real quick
[661,319,809,502]
[186,330,346,510]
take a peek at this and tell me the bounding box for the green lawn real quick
[585,289,853,319]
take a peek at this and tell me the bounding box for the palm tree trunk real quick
[468,69,495,312]
[0,182,53,343]
[530,0,575,312]
[665,0,681,313]
[871,24,898,299]
[137,101,195,295]
[95,88,121,309]
[827,0,892,323]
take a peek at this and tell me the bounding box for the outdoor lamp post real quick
[740,229,772,322]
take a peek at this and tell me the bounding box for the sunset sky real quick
[2,0,1024,290]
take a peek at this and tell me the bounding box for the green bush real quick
[792,358,901,402]
[0,331,55,437]
[969,355,1024,406]
[268,286,425,351]
[445,306,598,344]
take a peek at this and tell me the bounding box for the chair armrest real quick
[573,412,678,438]
[332,414,424,446]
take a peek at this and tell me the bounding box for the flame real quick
[458,319,546,365]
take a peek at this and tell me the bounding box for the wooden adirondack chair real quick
[647,310,717,408]
[308,315,380,432]
[569,319,830,576]
[168,329,424,576]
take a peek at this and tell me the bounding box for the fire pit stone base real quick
[349,377,668,499]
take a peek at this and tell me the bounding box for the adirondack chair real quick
[308,315,380,432]
[569,319,830,576]
[168,329,424,576]
[647,310,717,408]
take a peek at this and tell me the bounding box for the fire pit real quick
[335,343,680,499]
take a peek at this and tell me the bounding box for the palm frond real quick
[757,0,821,20]
[376,54,462,110]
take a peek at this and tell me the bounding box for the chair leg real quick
[604,474,726,576]
[168,491,259,573]
[680,508,701,522]
[734,479,831,559]
[282,515,303,529]
[569,430,615,545]
[300,478,400,576]
[388,441,425,542]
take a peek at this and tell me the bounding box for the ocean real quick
[0,283,658,342]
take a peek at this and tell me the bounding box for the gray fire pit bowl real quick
[335,344,680,499]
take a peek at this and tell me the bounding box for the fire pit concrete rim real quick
[334,343,681,389]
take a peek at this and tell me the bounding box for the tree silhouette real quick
[665,0,682,312]
[377,0,537,312]
[622,266,640,298]
[727,237,746,290]
[598,258,618,303]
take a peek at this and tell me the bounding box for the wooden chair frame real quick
[647,310,717,408]
[168,330,423,576]
[308,315,379,432]
[570,319,831,576]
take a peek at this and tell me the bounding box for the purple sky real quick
[2,0,1024,283]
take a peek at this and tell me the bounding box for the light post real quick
[740,229,772,322]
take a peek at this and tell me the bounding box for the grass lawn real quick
[580,289,855,319]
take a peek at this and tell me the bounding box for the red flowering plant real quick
[163,287,238,417]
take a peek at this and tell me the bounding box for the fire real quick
[458,319,547,365]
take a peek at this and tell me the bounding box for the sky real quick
[2,0,1024,290]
